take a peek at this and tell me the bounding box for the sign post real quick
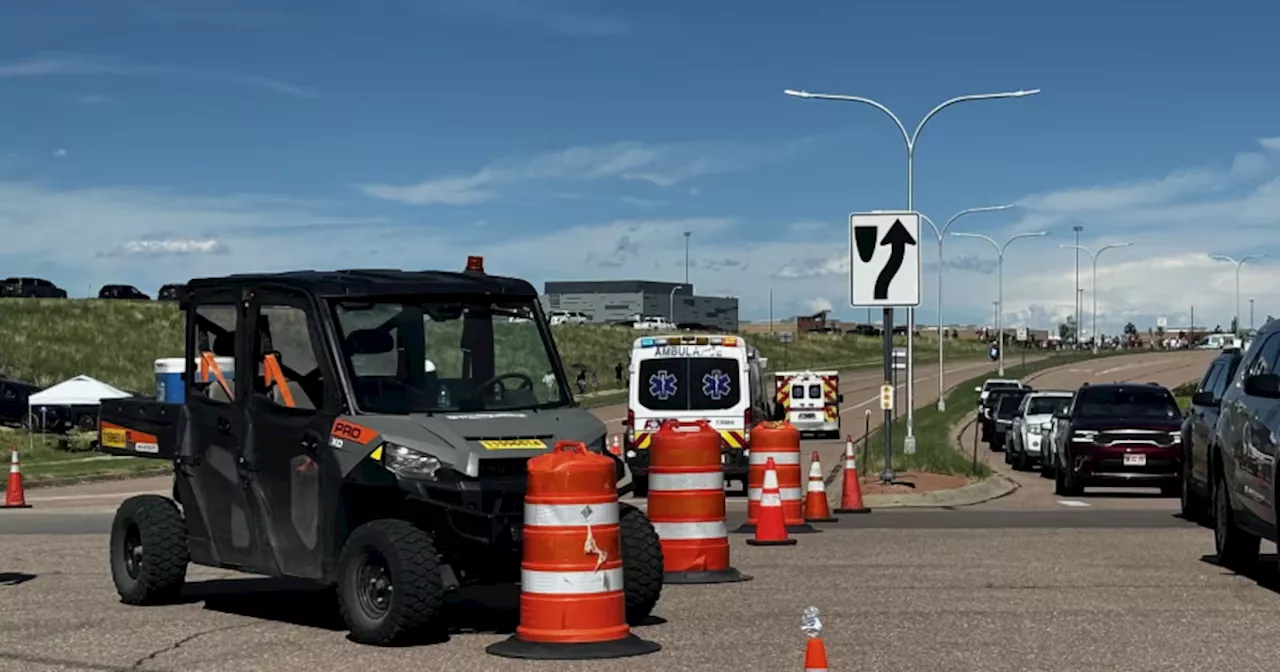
[849,211,921,483]
[778,332,793,369]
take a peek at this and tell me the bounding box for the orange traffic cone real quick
[804,451,837,523]
[3,447,30,509]
[607,433,623,457]
[834,436,870,514]
[804,636,829,672]
[746,457,796,546]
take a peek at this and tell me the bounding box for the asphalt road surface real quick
[6,348,1265,672]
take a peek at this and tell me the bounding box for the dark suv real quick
[98,284,150,300]
[1,277,67,298]
[1052,383,1184,496]
[1179,348,1242,523]
[1209,320,1280,569]
[990,388,1031,450]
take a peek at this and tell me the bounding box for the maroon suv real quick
[1052,383,1184,497]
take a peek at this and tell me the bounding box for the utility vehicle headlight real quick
[1028,425,1041,435]
[382,442,441,479]
[1041,422,1053,430]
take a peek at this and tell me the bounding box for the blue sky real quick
[3,0,1280,335]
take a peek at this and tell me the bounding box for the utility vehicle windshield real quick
[331,297,570,414]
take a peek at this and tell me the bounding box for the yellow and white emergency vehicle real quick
[774,370,842,438]
[622,333,774,496]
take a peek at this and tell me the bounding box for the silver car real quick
[1009,390,1074,471]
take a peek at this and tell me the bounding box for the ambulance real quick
[622,333,775,496]
[774,370,842,438]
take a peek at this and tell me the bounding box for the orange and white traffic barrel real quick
[486,441,661,660]
[733,421,817,535]
[648,420,752,585]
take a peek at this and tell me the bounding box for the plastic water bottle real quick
[437,385,450,409]
[800,606,822,638]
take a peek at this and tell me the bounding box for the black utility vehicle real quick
[99,259,664,645]
[1179,348,1242,523]
[157,284,184,301]
[0,378,40,426]
[1052,383,1184,497]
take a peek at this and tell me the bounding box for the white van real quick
[549,310,589,325]
[622,333,773,495]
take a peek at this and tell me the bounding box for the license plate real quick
[479,439,547,450]
[1123,453,1146,466]
[101,428,127,448]
[798,412,816,419]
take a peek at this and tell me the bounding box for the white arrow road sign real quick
[849,211,921,308]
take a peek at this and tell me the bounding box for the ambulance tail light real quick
[744,407,753,442]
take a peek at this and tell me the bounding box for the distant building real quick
[542,280,739,332]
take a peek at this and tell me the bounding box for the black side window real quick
[1209,362,1233,400]
[254,304,325,412]
[1197,361,1223,394]
[191,303,238,404]
[0,385,16,401]
[1244,333,1280,378]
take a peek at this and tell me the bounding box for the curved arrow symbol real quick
[874,219,917,300]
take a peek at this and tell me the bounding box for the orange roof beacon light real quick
[466,255,485,273]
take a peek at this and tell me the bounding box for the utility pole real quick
[1250,298,1255,332]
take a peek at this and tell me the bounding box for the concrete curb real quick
[861,472,1020,509]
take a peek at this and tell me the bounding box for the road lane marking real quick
[1057,499,1091,507]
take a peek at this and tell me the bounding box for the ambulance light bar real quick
[638,335,739,348]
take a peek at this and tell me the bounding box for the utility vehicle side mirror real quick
[1190,390,1218,407]
[1244,373,1280,399]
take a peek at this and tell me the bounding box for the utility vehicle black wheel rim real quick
[356,551,394,619]
[122,523,143,580]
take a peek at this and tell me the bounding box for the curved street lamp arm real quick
[1209,254,1238,264]
[919,213,941,241]
[1096,242,1134,259]
[949,231,1001,257]
[1060,243,1095,262]
[912,90,1042,147]
[782,90,910,147]
[1001,231,1048,255]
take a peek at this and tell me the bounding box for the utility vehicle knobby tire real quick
[619,502,663,625]
[110,495,190,605]
[337,519,445,646]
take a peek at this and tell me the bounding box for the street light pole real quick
[919,205,1014,412]
[1072,225,1082,347]
[1209,253,1266,338]
[669,285,683,322]
[950,231,1048,376]
[683,231,691,285]
[784,86,1040,457]
[1250,298,1255,333]
[1060,243,1134,355]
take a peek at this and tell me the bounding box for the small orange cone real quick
[804,636,829,672]
[745,457,796,546]
[3,447,30,509]
[804,451,837,523]
[607,433,623,457]
[834,435,870,514]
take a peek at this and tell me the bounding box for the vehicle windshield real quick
[1026,396,1071,416]
[1074,388,1180,419]
[996,393,1029,417]
[331,296,570,414]
[637,357,742,411]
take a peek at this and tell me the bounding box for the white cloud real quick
[97,238,229,258]
[0,52,316,98]
[805,297,834,313]
[358,138,807,205]
[52,148,67,158]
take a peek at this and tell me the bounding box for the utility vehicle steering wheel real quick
[477,372,536,393]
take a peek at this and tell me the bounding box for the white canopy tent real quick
[27,375,131,408]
